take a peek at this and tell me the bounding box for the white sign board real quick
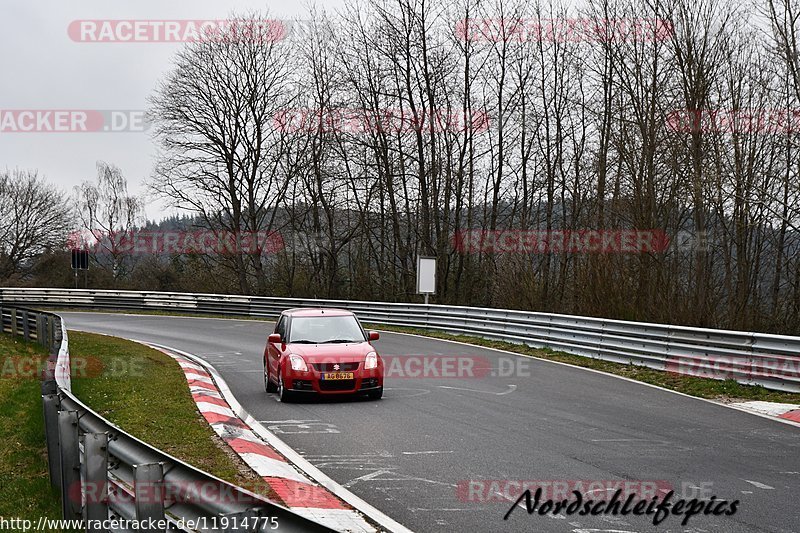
[416,256,436,294]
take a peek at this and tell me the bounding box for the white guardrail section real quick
[0,304,338,533]
[1,287,799,393]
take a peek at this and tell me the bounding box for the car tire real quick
[278,373,295,403]
[264,363,277,393]
[367,386,383,400]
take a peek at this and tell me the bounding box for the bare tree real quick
[75,161,143,283]
[0,169,72,280]
[149,12,294,295]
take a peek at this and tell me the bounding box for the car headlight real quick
[288,354,308,371]
[364,351,378,369]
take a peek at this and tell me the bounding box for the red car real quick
[263,308,384,401]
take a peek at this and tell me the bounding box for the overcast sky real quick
[0,0,344,221]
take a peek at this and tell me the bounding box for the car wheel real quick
[367,386,383,400]
[264,363,277,393]
[278,372,294,403]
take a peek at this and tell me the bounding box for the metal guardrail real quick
[0,304,336,532]
[1,287,798,393]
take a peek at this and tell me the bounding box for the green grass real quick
[0,329,275,526]
[0,333,62,526]
[68,331,273,496]
[365,323,800,405]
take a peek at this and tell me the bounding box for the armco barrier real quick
[1,288,799,393]
[0,304,337,532]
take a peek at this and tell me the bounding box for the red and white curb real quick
[727,401,800,424]
[142,341,412,533]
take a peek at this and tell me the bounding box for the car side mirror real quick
[268,333,282,344]
[368,331,380,341]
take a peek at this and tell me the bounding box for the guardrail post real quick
[36,314,44,346]
[37,314,45,346]
[40,351,57,396]
[40,315,50,349]
[51,317,60,351]
[84,433,109,527]
[21,310,30,341]
[134,462,166,531]
[10,308,17,337]
[42,394,61,489]
[58,410,82,519]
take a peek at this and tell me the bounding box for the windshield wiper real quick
[324,339,360,344]
[290,339,318,344]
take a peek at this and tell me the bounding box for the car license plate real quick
[322,372,354,380]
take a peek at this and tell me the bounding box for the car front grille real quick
[319,379,357,391]
[314,362,360,372]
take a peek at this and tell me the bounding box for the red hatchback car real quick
[263,308,384,401]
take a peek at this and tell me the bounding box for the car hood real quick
[285,342,375,363]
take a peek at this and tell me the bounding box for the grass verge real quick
[365,323,800,405]
[68,331,272,495]
[0,333,61,526]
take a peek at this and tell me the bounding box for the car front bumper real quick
[282,366,383,395]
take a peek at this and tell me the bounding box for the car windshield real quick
[288,315,365,344]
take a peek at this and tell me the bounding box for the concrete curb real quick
[727,401,800,423]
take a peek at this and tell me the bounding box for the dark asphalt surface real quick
[62,312,799,533]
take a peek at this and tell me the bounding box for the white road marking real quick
[585,488,615,495]
[437,384,517,395]
[572,529,638,533]
[743,479,775,489]
[261,419,317,423]
[302,453,394,469]
[590,439,648,442]
[383,387,431,397]
[401,450,454,455]
[343,470,457,489]
[263,420,341,434]
[303,453,393,458]
[408,508,484,513]
[342,470,392,487]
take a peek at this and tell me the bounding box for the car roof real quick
[283,308,355,317]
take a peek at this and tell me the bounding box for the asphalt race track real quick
[62,312,799,533]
